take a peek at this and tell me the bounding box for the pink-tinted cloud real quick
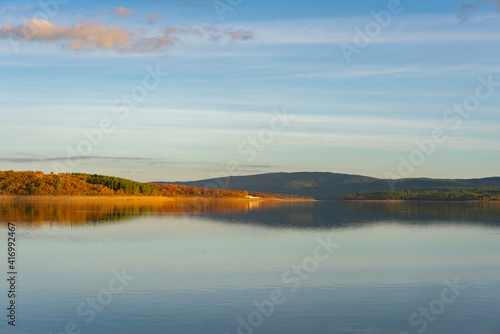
[227,29,254,41]
[0,19,254,53]
[0,19,178,52]
[132,35,178,52]
[113,6,134,18]
[0,19,134,51]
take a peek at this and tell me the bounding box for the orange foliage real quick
[0,171,114,195]
[150,183,277,199]
[0,171,278,199]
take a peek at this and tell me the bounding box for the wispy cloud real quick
[0,20,254,53]
[294,64,500,79]
[0,4,35,15]
[153,0,210,7]
[226,29,254,41]
[0,156,152,163]
[199,25,254,42]
[148,11,161,23]
[112,6,134,18]
[458,0,500,22]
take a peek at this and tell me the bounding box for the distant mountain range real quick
[159,172,500,200]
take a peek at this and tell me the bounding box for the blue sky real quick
[0,0,499,182]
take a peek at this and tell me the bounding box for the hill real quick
[163,172,500,200]
[0,171,278,199]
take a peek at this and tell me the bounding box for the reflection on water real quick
[0,197,289,227]
[1,198,500,334]
[209,200,500,229]
[2,198,500,229]
[345,200,500,223]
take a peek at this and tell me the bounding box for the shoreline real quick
[0,195,314,202]
[343,199,500,203]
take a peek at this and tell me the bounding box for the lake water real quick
[1,199,500,334]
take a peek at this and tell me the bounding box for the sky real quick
[0,0,499,182]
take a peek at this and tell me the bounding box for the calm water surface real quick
[1,199,500,334]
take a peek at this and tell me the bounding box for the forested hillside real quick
[166,172,500,200]
[150,182,278,199]
[345,188,500,201]
[0,171,116,196]
[0,171,276,198]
